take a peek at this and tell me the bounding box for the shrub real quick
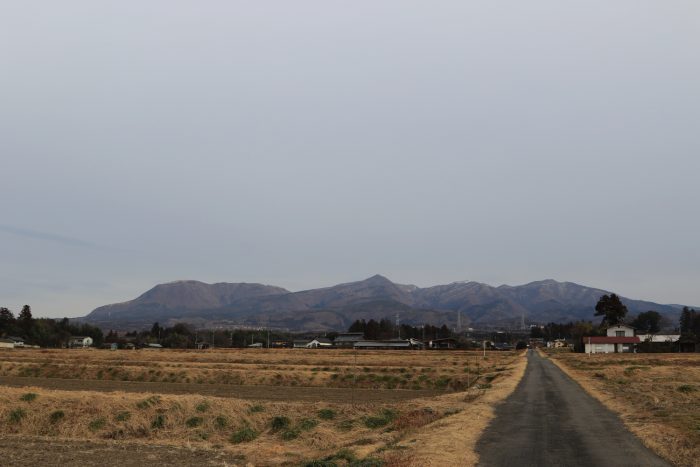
[151,414,165,429]
[318,409,336,420]
[677,385,696,393]
[337,419,354,431]
[136,396,161,409]
[281,428,300,440]
[214,416,228,429]
[248,404,265,413]
[299,418,318,431]
[271,416,291,432]
[195,401,210,413]
[89,417,106,431]
[116,411,131,422]
[186,416,203,428]
[20,393,38,402]
[363,409,396,429]
[230,427,258,444]
[49,410,65,423]
[9,408,26,424]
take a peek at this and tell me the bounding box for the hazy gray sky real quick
[1,1,699,318]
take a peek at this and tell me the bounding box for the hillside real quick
[82,275,685,331]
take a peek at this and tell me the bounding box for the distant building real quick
[354,339,423,350]
[333,333,365,348]
[247,342,263,348]
[6,336,24,347]
[584,324,639,354]
[306,337,333,349]
[69,336,93,348]
[427,338,458,349]
[293,339,310,349]
[0,338,16,349]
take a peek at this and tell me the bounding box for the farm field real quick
[0,348,526,466]
[547,351,700,467]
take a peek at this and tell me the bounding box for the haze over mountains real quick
[82,275,686,332]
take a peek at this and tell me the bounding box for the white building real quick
[69,336,93,348]
[0,338,16,349]
[636,334,680,343]
[584,324,639,354]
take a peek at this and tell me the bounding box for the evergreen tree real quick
[594,294,628,326]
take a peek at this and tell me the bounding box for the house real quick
[69,336,93,348]
[271,340,291,348]
[354,339,424,350]
[247,342,263,348]
[333,333,365,348]
[6,336,24,347]
[636,334,680,343]
[427,337,458,349]
[0,338,16,349]
[306,337,333,349]
[101,343,118,350]
[145,343,163,349]
[293,339,310,349]
[584,324,639,354]
[549,339,569,349]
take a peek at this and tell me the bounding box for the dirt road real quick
[0,375,441,403]
[476,351,670,467]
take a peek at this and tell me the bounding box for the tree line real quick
[347,318,452,340]
[0,305,104,347]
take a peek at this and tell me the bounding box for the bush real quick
[271,416,290,432]
[363,409,397,429]
[9,408,26,424]
[89,417,106,432]
[116,411,131,422]
[318,408,336,420]
[49,410,65,423]
[677,385,696,393]
[230,427,258,444]
[151,414,166,429]
[281,428,300,440]
[248,404,265,413]
[299,418,319,431]
[136,396,161,409]
[20,393,38,402]
[214,415,228,429]
[186,416,203,428]
[337,420,354,432]
[195,401,210,413]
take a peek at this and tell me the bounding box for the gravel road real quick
[476,351,670,467]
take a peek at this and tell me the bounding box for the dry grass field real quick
[547,351,700,467]
[0,348,525,466]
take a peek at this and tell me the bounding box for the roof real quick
[70,336,91,340]
[0,338,16,344]
[585,336,640,344]
[334,335,364,342]
[6,336,24,342]
[312,337,333,344]
[354,340,412,348]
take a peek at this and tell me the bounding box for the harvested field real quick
[0,348,525,466]
[0,376,440,402]
[0,348,495,391]
[547,351,700,467]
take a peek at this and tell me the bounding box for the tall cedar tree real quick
[594,294,628,326]
[632,310,661,335]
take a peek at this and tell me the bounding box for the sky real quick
[1,1,699,318]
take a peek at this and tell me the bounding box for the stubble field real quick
[0,348,525,466]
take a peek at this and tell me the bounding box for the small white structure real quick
[6,336,24,347]
[0,338,16,349]
[306,337,333,349]
[637,334,680,343]
[69,336,93,348]
[584,324,639,354]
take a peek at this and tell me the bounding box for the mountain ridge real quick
[82,275,687,331]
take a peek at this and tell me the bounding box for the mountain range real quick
[81,275,687,332]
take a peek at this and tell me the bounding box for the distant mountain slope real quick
[82,275,685,331]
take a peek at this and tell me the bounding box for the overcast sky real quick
[1,1,699,318]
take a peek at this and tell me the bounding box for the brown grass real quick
[0,348,510,391]
[547,351,700,467]
[0,349,526,465]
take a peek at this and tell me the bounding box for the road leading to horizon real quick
[476,351,670,467]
